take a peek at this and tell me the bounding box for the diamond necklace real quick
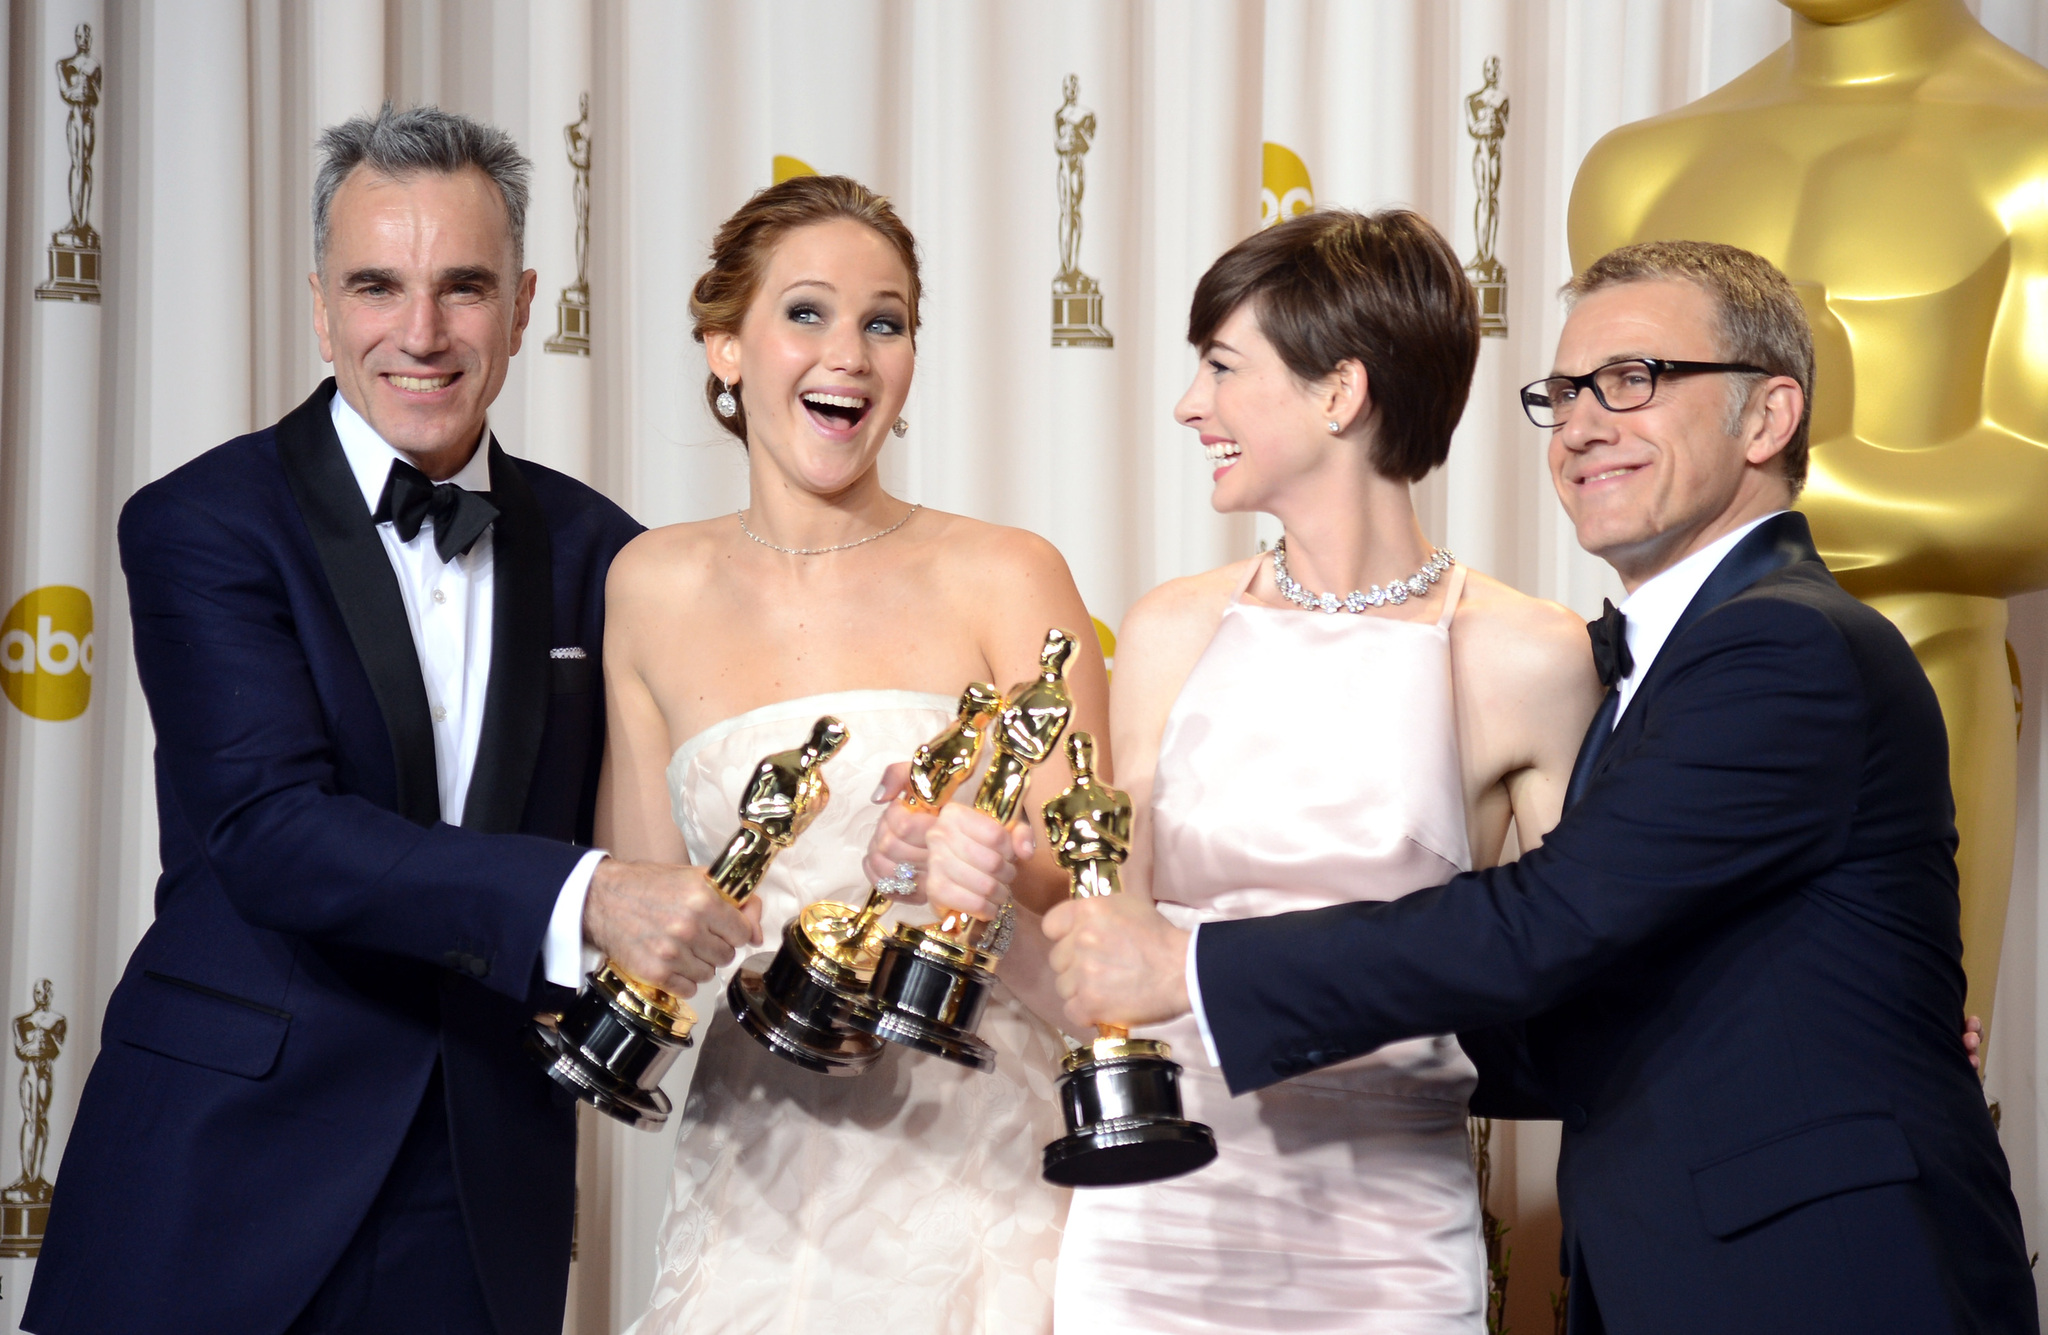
[1270,538,1454,614]
[736,504,921,556]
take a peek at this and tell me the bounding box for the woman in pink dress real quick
[924,210,1604,1331]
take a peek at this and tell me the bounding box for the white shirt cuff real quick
[1185,922,1223,1068]
[544,849,609,990]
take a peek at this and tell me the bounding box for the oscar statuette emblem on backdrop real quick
[731,682,1004,1074]
[531,716,849,1127]
[36,25,101,303]
[545,93,592,356]
[1039,733,1216,1186]
[844,630,1077,1070]
[1,981,64,1256]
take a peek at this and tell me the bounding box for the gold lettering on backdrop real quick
[1568,0,2048,1045]
[1,981,66,1257]
[37,24,101,303]
[1464,57,1510,337]
[1053,75,1113,349]
[546,94,592,356]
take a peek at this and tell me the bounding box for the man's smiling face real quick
[311,165,535,479]
[1548,278,1774,589]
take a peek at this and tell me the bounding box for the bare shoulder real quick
[1110,557,1259,772]
[603,516,727,609]
[1451,569,1597,699]
[915,508,1075,585]
[1117,557,1257,681]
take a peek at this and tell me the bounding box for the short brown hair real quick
[1563,241,1814,490]
[1187,209,1479,482]
[690,175,923,444]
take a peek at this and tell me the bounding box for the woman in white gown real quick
[930,210,1605,1332]
[603,175,1109,1335]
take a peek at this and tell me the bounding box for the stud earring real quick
[716,380,739,419]
[1328,420,1342,434]
[892,417,909,438]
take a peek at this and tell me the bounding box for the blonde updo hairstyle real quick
[690,174,924,445]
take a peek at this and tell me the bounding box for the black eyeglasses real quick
[1520,358,1770,428]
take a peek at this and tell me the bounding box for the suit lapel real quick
[277,380,441,827]
[463,440,552,834]
[1563,689,1621,811]
[1578,510,1827,793]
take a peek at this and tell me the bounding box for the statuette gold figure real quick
[1040,734,1216,1186]
[1567,0,2048,1047]
[732,683,1004,1075]
[847,630,1078,1071]
[533,716,849,1126]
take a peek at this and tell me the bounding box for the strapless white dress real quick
[630,691,1071,1335]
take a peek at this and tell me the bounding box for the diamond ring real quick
[876,861,919,897]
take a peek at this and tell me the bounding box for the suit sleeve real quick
[1197,594,1865,1095]
[1456,1022,1559,1120]
[121,486,584,1004]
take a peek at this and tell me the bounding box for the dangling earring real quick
[1327,420,1342,434]
[892,417,909,438]
[716,380,739,419]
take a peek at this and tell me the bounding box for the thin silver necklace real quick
[736,504,921,556]
[1270,537,1454,613]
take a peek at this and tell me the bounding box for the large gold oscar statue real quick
[1568,0,2048,1045]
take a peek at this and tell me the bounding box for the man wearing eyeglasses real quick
[1045,240,2036,1333]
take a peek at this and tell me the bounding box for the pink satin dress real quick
[1054,562,1486,1334]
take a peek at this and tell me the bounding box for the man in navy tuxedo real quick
[24,107,757,1335]
[1046,241,2036,1333]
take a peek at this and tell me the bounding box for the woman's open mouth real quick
[801,390,871,436]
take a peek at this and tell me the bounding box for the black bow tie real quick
[1588,599,1635,689]
[373,459,499,562]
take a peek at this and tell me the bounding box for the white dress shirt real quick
[1613,511,1783,724]
[1179,510,1786,1065]
[331,393,602,990]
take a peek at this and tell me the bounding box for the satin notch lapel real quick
[463,441,552,834]
[276,380,441,827]
[1563,511,1827,812]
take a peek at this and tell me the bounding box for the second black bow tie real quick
[374,459,499,562]
[1588,598,1634,689]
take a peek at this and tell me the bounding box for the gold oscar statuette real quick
[531,716,849,1127]
[845,629,1078,1071]
[1567,0,2048,1051]
[731,681,1004,1075]
[1038,733,1217,1187]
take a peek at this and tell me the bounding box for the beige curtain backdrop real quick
[4,3,2048,1332]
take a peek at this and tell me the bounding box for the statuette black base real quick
[529,976,689,1129]
[842,930,997,1072]
[730,928,883,1076]
[1042,1044,1217,1187]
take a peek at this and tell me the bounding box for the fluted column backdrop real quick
[4,4,2048,1333]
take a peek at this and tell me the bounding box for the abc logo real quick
[1,586,94,722]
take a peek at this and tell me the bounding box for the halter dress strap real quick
[1434,562,1469,629]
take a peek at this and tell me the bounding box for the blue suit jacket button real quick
[1566,1103,1589,1132]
